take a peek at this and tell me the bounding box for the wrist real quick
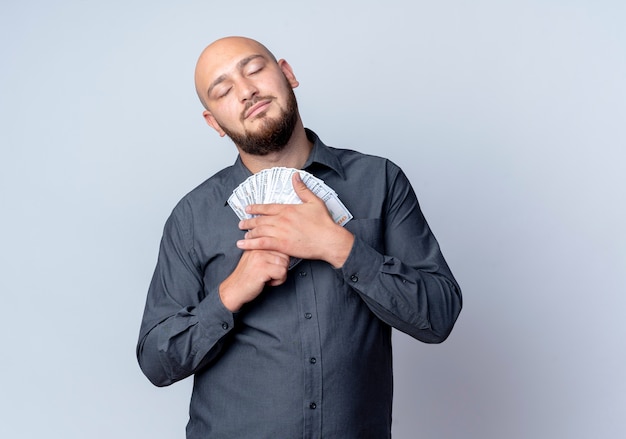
[325,226,354,269]
[218,281,243,313]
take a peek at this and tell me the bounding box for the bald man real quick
[137,36,462,439]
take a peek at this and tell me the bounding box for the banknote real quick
[227,167,353,268]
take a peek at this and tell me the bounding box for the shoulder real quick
[308,128,401,176]
[326,144,404,181]
[170,165,238,221]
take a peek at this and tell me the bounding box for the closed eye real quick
[245,60,265,76]
[216,86,232,99]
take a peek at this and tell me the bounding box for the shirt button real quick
[309,402,317,409]
[221,322,229,330]
[309,357,317,364]
[304,313,312,319]
[350,274,359,283]
[299,271,307,277]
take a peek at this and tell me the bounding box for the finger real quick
[266,250,290,265]
[239,217,254,231]
[291,172,315,203]
[239,214,273,231]
[239,219,278,238]
[266,253,290,285]
[237,236,277,251]
[258,251,289,282]
[268,276,288,287]
[245,203,282,216]
[266,267,288,286]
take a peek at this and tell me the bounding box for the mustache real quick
[241,96,276,118]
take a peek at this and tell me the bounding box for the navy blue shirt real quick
[137,129,462,438]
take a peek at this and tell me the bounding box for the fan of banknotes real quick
[228,167,353,268]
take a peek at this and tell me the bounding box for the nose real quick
[237,78,258,102]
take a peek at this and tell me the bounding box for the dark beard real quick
[221,87,298,156]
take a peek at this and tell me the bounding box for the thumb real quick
[292,171,316,202]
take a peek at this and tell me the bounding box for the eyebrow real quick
[206,54,265,98]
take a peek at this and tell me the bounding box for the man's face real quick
[196,39,300,155]
[217,77,298,156]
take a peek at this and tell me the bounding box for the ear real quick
[203,110,226,137]
[278,59,299,89]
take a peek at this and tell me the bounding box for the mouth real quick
[244,99,272,120]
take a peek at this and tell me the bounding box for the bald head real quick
[194,37,278,110]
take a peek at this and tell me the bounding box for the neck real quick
[238,121,312,174]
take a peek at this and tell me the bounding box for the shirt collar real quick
[232,155,254,181]
[231,128,346,181]
[302,128,346,180]
[224,129,345,206]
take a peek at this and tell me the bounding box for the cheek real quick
[213,103,244,127]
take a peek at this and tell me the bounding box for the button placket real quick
[293,261,322,435]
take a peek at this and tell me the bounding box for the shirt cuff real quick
[337,235,383,292]
[196,288,236,338]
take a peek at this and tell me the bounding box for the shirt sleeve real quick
[337,164,462,343]
[136,203,235,387]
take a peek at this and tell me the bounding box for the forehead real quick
[200,39,272,81]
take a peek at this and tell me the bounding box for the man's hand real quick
[237,173,355,269]
[219,250,290,312]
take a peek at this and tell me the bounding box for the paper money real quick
[228,167,353,269]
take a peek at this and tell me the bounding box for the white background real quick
[1,1,625,438]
